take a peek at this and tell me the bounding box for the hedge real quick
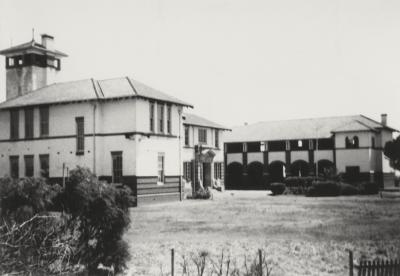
[270,183,286,195]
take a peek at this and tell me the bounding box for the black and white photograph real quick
[0,0,400,275]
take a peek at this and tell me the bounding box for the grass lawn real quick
[124,191,400,276]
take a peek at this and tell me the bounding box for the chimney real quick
[41,34,54,51]
[381,114,387,126]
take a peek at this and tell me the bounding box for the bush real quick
[359,182,380,195]
[191,187,212,199]
[306,181,341,197]
[0,167,134,275]
[284,176,323,195]
[340,183,359,195]
[270,183,286,195]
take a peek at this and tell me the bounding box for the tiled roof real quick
[0,77,193,109]
[0,40,68,57]
[183,113,230,130]
[225,115,397,142]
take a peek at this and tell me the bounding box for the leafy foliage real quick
[384,136,400,171]
[269,183,286,195]
[190,187,213,199]
[0,166,134,275]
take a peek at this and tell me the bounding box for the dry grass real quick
[124,191,400,276]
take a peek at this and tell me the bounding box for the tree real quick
[384,136,400,170]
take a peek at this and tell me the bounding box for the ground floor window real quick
[214,162,223,179]
[39,154,49,178]
[24,155,34,177]
[112,151,123,183]
[9,156,19,179]
[158,153,165,183]
[183,161,192,182]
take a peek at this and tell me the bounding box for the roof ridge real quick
[252,114,360,126]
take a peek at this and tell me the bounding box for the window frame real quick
[9,155,19,179]
[215,130,219,148]
[10,109,19,140]
[184,126,190,146]
[198,128,207,144]
[111,151,123,184]
[24,155,34,177]
[39,154,49,178]
[158,153,165,184]
[75,117,85,155]
[157,104,164,133]
[167,105,172,134]
[39,106,49,137]
[24,107,34,139]
[149,102,155,132]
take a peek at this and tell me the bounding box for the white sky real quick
[1,0,400,130]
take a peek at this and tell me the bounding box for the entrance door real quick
[202,163,212,189]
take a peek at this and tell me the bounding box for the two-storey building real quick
[224,115,397,190]
[182,113,230,192]
[0,34,195,205]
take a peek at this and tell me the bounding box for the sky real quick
[0,0,400,130]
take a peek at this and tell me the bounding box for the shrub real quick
[270,183,286,195]
[359,182,380,195]
[191,187,212,199]
[306,181,341,197]
[284,177,323,195]
[340,183,359,195]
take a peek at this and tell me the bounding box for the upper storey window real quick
[167,105,172,134]
[24,107,34,139]
[149,102,155,132]
[345,136,359,149]
[40,106,49,136]
[10,109,19,140]
[198,128,207,144]
[158,104,164,133]
[184,126,190,146]
[76,117,85,155]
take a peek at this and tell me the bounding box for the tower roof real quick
[0,40,67,57]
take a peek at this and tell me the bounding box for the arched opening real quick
[353,136,359,148]
[345,136,359,149]
[269,161,286,183]
[317,159,335,176]
[290,160,309,177]
[226,162,243,190]
[247,162,264,190]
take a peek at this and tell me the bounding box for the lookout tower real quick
[0,34,67,100]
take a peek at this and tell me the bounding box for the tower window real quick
[8,57,15,67]
[18,59,23,65]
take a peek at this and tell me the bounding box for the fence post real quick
[349,250,354,276]
[171,248,175,276]
[259,249,263,276]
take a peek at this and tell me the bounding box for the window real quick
[268,141,286,152]
[9,156,19,179]
[183,162,192,182]
[317,138,334,150]
[226,143,243,153]
[39,154,49,178]
[345,136,359,149]
[24,155,34,177]
[215,130,219,148]
[371,137,375,148]
[247,142,261,152]
[75,117,84,154]
[214,162,222,179]
[10,109,19,140]
[158,153,165,183]
[39,106,49,136]
[24,107,34,139]
[167,105,172,134]
[8,57,14,67]
[149,102,155,132]
[18,59,23,65]
[184,126,190,146]
[112,152,123,183]
[198,128,207,144]
[158,104,164,133]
